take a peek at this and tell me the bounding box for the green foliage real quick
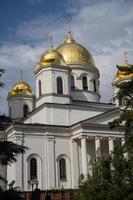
[74,76,133,200]
[109,78,133,154]
[116,65,133,73]
[74,145,133,200]
[0,141,28,198]
[0,141,28,166]
[0,189,23,200]
[0,68,27,199]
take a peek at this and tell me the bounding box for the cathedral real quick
[0,30,132,192]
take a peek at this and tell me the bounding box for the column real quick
[108,137,114,154]
[121,138,125,146]
[70,139,79,188]
[95,137,101,157]
[121,138,128,159]
[47,136,56,189]
[81,137,88,175]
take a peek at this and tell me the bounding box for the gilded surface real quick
[34,48,66,73]
[117,70,133,78]
[56,32,96,67]
[112,63,133,84]
[10,80,32,96]
[117,63,133,78]
[40,48,66,66]
[34,32,99,75]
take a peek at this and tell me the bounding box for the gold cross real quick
[124,51,128,65]
[67,17,72,33]
[20,69,23,80]
[49,36,54,49]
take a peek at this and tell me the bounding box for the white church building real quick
[3,30,132,191]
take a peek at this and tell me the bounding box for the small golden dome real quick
[34,47,66,73]
[40,47,66,65]
[117,64,133,78]
[56,32,99,75]
[9,80,32,96]
[112,60,133,85]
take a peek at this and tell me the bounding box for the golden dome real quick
[117,63,133,78]
[56,32,99,75]
[9,80,32,96]
[112,62,133,85]
[40,47,66,65]
[34,47,67,73]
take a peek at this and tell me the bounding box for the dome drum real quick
[34,48,68,74]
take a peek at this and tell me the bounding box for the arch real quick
[23,104,28,118]
[39,80,42,96]
[9,107,11,117]
[27,154,42,188]
[30,158,37,180]
[59,158,66,180]
[71,76,75,90]
[93,79,97,92]
[56,154,71,183]
[57,77,63,94]
[82,76,88,90]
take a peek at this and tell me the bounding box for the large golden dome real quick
[34,47,67,74]
[8,80,32,97]
[56,32,99,75]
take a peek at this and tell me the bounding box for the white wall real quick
[8,96,34,120]
[35,67,71,106]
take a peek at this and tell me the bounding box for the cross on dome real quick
[124,51,128,66]
[20,69,23,81]
[49,36,54,50]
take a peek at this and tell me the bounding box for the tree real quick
[0,141,28,200]
[109,78,133,154]
[74,72,133,200]
[74,144,133,200]
[0,141,28,166]
[0,69,28,199]
[0,69,5,88]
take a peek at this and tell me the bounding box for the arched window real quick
[23,104,28,118]
[30,158,37,180]
[59,158,66,180]
[9,107,11,117]
[57,77,63,94]
[93,79,97,92]
[39,80,42,97]
[71,76,75,90]
[82,76,88,90]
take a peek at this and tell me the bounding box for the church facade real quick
[3,31,132,191]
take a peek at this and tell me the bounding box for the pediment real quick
[81,108,121,125]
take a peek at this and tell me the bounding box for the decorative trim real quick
[36,93,71,101]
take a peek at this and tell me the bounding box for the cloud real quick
[0,43,44,114]
[16,14,66,45]
[1,0,133,114]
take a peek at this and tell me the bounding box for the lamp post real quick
[28,179,39,191]
[28,179,39,200]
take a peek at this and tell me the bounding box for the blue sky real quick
[0,0,133,114]
[0,0,67,41]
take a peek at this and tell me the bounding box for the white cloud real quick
[0,43,44,114]
[16,14,66,44]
